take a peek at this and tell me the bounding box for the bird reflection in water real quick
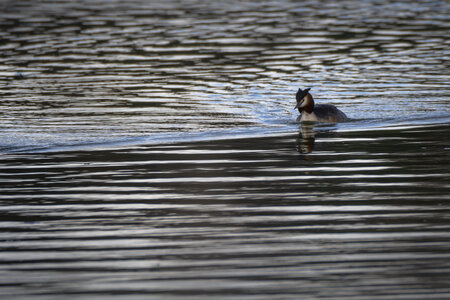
[296,122,316,154]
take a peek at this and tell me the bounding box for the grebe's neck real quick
[298,93,315,114]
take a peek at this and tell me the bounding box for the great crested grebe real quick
[295,88,348,122]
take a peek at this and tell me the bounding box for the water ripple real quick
[1,0,449,151]
[1,1,450,299]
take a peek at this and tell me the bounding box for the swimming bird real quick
[295,88,348,122]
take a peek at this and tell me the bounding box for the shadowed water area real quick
[1,0,450,299]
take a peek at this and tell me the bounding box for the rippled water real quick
[1,0,450,299]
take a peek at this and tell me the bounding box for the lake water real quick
[1,0,449,299]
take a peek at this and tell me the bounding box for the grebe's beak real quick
[294,99,304,109]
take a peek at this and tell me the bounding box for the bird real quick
[295,88,348,122]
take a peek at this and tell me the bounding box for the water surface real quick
[1,0,449,299]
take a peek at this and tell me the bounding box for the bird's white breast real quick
[297,112,319,122]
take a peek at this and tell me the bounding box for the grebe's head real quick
[294,88,314,113]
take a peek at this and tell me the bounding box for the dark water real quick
[1,0,450,299]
